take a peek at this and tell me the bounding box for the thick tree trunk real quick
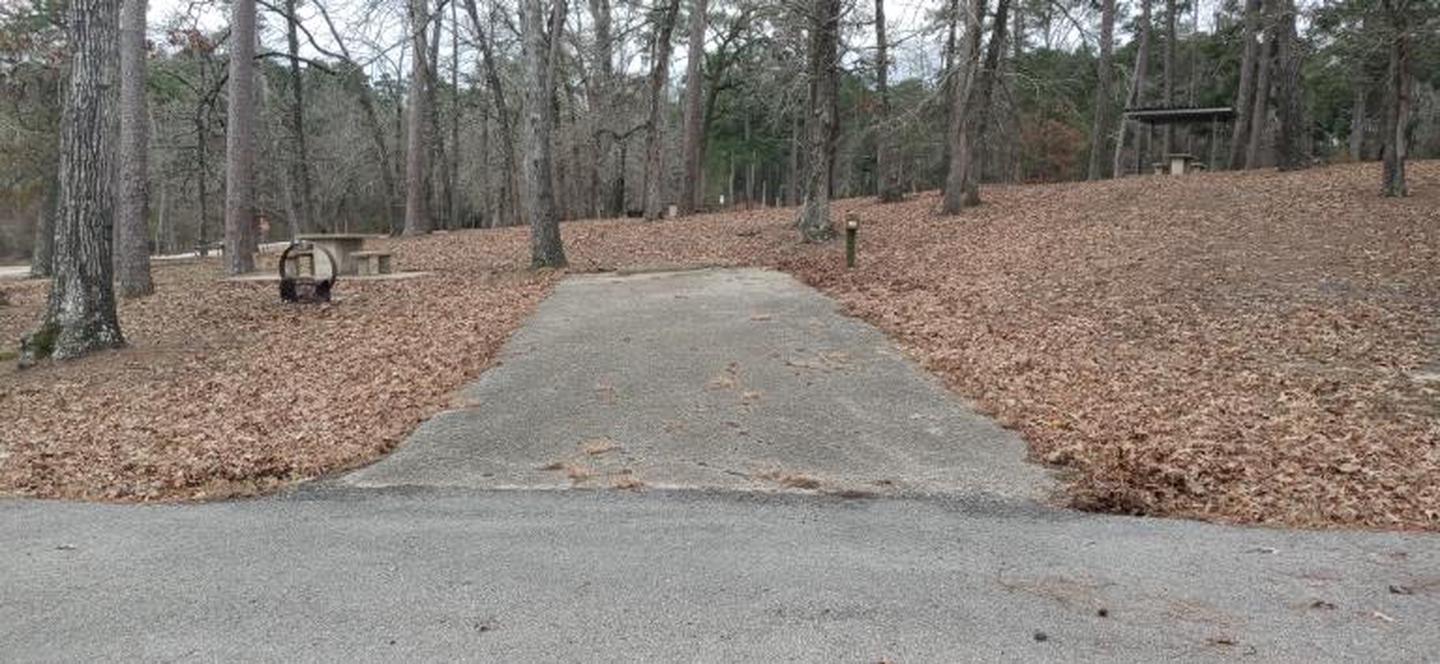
[679,0,708,214]
[587,0,621,218]
[521,0,567,266]
[21,0,126,366]
[403,0,431,235]
[642,0,681,220]
[1112,0,1151,177]
[1273,0,1306,170]
[942,0,984,201]
[1228,0,1261,169]
[115,0,153,297]
[1086,0,1115,180]
[1244,0,1275,169]
[425,5,446,229]
[796,0,841,242]
[224,0,257,274]
[942,0,1010,213]
[1380,4,1409,197]
[874,0,902,202]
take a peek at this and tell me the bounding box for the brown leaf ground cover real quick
[2,162,1436,529]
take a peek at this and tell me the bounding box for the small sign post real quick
[845,212,859,269]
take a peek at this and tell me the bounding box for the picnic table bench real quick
[293,234,393,277]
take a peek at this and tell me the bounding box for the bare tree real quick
[796,0,841,241]
[521,0,568,266]
[116,0,153,297]
[465,0,521,227]
[1162,0,1176,155]
[224,0,257,274]
[942,0,1011,212]
[404,0,432,235]
[1087,0,1115,180]
[282,0,317,235]
[1112,0,1151,177]
[642,0,681,220]
[21,0,126,365]
[874,0,902,202]
[1228,0,1261,168]
[679,0,708,214]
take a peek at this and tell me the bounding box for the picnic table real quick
[294,234,373,276]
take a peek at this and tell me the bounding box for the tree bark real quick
[30,174,57,278]
[1273,0,1306,170]
[1244,0,1275,169]
[874,0,902,202]
[224,0,257,274]
[1112,0,1151,177]
[1228,0,1261,168]
[521,0,567,266]
[282,0,316,235]
[1380,0,1409,197]
[942,0,1010,213]
[465,0,521,226]
[115,0,153,297]
[678,0,708,214]
[21,0,126,365]
[642,0,681,220]
[1086,0,1115,180]
[796,0,841,242]
[404,0,432,235]
[1162,0,1176,156]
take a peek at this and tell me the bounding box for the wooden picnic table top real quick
[295,233,375,242]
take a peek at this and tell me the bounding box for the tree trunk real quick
[642,0,681,220]
[1380,1,1409,197]
[796,0,841,242]
[466,0,521,226]
[30,174,57,278]
[1112,0,1151,177]
[224,0,257,274]
[587,0,621,218]
[1228,0,1261,168]
[115,0,153,297]
[942,0,1010,213]
[679,0,708,214]
[1162,0,1176,156]
[283,0,316,235]
[447,0,460,228]
[1086,0,1115,180]
[874,0,902,202]
[521,0,567,266]
[21,0,126,365]
[404,0,431,235]
[1273,0,1306,170]
[1349,83,1367,160]
[1244,0,1275,170]
[942,0,984,200]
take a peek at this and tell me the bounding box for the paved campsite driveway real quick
[3,269,1438,662]
[345,269,1051,499]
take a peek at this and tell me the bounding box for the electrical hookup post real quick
[845,212,859,269]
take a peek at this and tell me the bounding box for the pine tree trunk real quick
[642,0,681,220]
[522,0,568,266]
[21,0,126,366]
[797,0,841,242]
[1273,0,1306,170]
[1228,0,1261,169]
[1162,0,1176,156]
[283,0,316,235]
[115,0,153,297]
[1113,0,1151,177]
[403,0,432,235]
[1244,0,1275,170]
[874,0,902,202]
[1380,2,1409,197]
[679,0,708,214]
[224,0,257,274]
[1086,0,1115,180]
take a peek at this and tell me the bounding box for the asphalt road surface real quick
[3,269,1436,662]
